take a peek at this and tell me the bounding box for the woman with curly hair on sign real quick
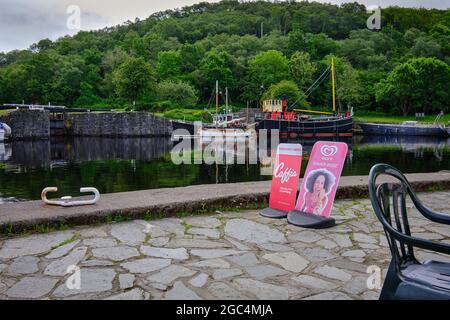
[301,168,336,216]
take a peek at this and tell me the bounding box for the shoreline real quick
[1,171,449,235]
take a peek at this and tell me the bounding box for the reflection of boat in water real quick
[197,128,256,142]
[355,134,450,161]
[356,134,449,148]
[0,122,12,141]
[0,142,12,161]
[359,113,449,137]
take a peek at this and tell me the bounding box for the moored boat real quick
[0,122,11,141]
[197,80,256,141]
[255,58,353,137]
[359,121,449,137]
[256,112,353,137]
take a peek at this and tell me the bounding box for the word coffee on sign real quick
[268,143,303,212]
[294,141,348,218]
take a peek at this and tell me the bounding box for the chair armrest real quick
[382,221,450,255]
[408,188,450,225]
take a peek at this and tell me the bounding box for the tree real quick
[112,57,154,102]
[248,50,290,91]
[156,80,198,108]
[0,1,450,111]
[411,37,442,59]
[375,57,450,115]
[262,80,308,109]
[288,31,337,60]
[179,43,204,73]
[310,55,360,111]
[289,51,316,90]
[29,39,54,53]
[75,82,101,107]
[156,50,182,80]
[199,49,234,87]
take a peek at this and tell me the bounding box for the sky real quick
[0,0,449,53]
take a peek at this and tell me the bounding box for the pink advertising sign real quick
[268,143,303,212]
[294,141,348,218]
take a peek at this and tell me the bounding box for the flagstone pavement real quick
[0,191,449,300]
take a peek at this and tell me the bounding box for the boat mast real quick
[225,87,228,114]
[215,80,219,129]
[331,58,336,113]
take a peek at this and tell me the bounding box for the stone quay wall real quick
[0,109,50,140]
[65,112,173,137]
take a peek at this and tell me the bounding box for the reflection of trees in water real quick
[9,140,51,170]
[1,135,449,201]
[5,137,174,170]
[354,134,450,162]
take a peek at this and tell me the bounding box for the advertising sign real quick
[293,141,348,218]
[268,143,303,212]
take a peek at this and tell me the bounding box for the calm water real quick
[0,135,449,201]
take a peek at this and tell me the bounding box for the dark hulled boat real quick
[255,113,353,137]
[359,121,449,137]
[255,58,353,137]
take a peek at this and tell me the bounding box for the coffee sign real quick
[268,143,303,212]
[294,141,348,218]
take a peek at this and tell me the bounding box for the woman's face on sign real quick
[314,175,325,193]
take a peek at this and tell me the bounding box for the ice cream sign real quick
[267,143,303,213]
[294,141,348,218]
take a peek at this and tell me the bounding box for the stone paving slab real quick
[1,172,450,232]
[0,191,449,300]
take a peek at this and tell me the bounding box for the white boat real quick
[197,127,256,143]
[198,81,255,141]
[0,122,11,141]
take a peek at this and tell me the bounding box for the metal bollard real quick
[41,187,100,207]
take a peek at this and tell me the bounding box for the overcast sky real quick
[1,0,449,53]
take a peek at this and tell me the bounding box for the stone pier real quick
[0,191,449,300]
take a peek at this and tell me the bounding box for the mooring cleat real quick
[41,187,100,207]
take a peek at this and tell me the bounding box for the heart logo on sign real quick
[320,145,338,157]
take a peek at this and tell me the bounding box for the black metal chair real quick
[368,164,450,300]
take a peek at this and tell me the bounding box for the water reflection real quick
[0,135,449,201]
[1,137,173,171]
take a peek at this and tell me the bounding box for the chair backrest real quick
[369,164,450,267]
[368,164,417,267]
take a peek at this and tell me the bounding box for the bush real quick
[156,80,198,108]
[262,80,309,109]
[164,108,211,122]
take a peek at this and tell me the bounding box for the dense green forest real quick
[0,0,449,116]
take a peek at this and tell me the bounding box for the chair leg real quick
[379,260,401,300]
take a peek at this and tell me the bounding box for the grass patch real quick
[51,233,80,250]
[144,211,165,221]
[354,111,450,124]
[0,198,269,238]
[163,108,213,122]
[105,214,131,224]
[182,221,192,233]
